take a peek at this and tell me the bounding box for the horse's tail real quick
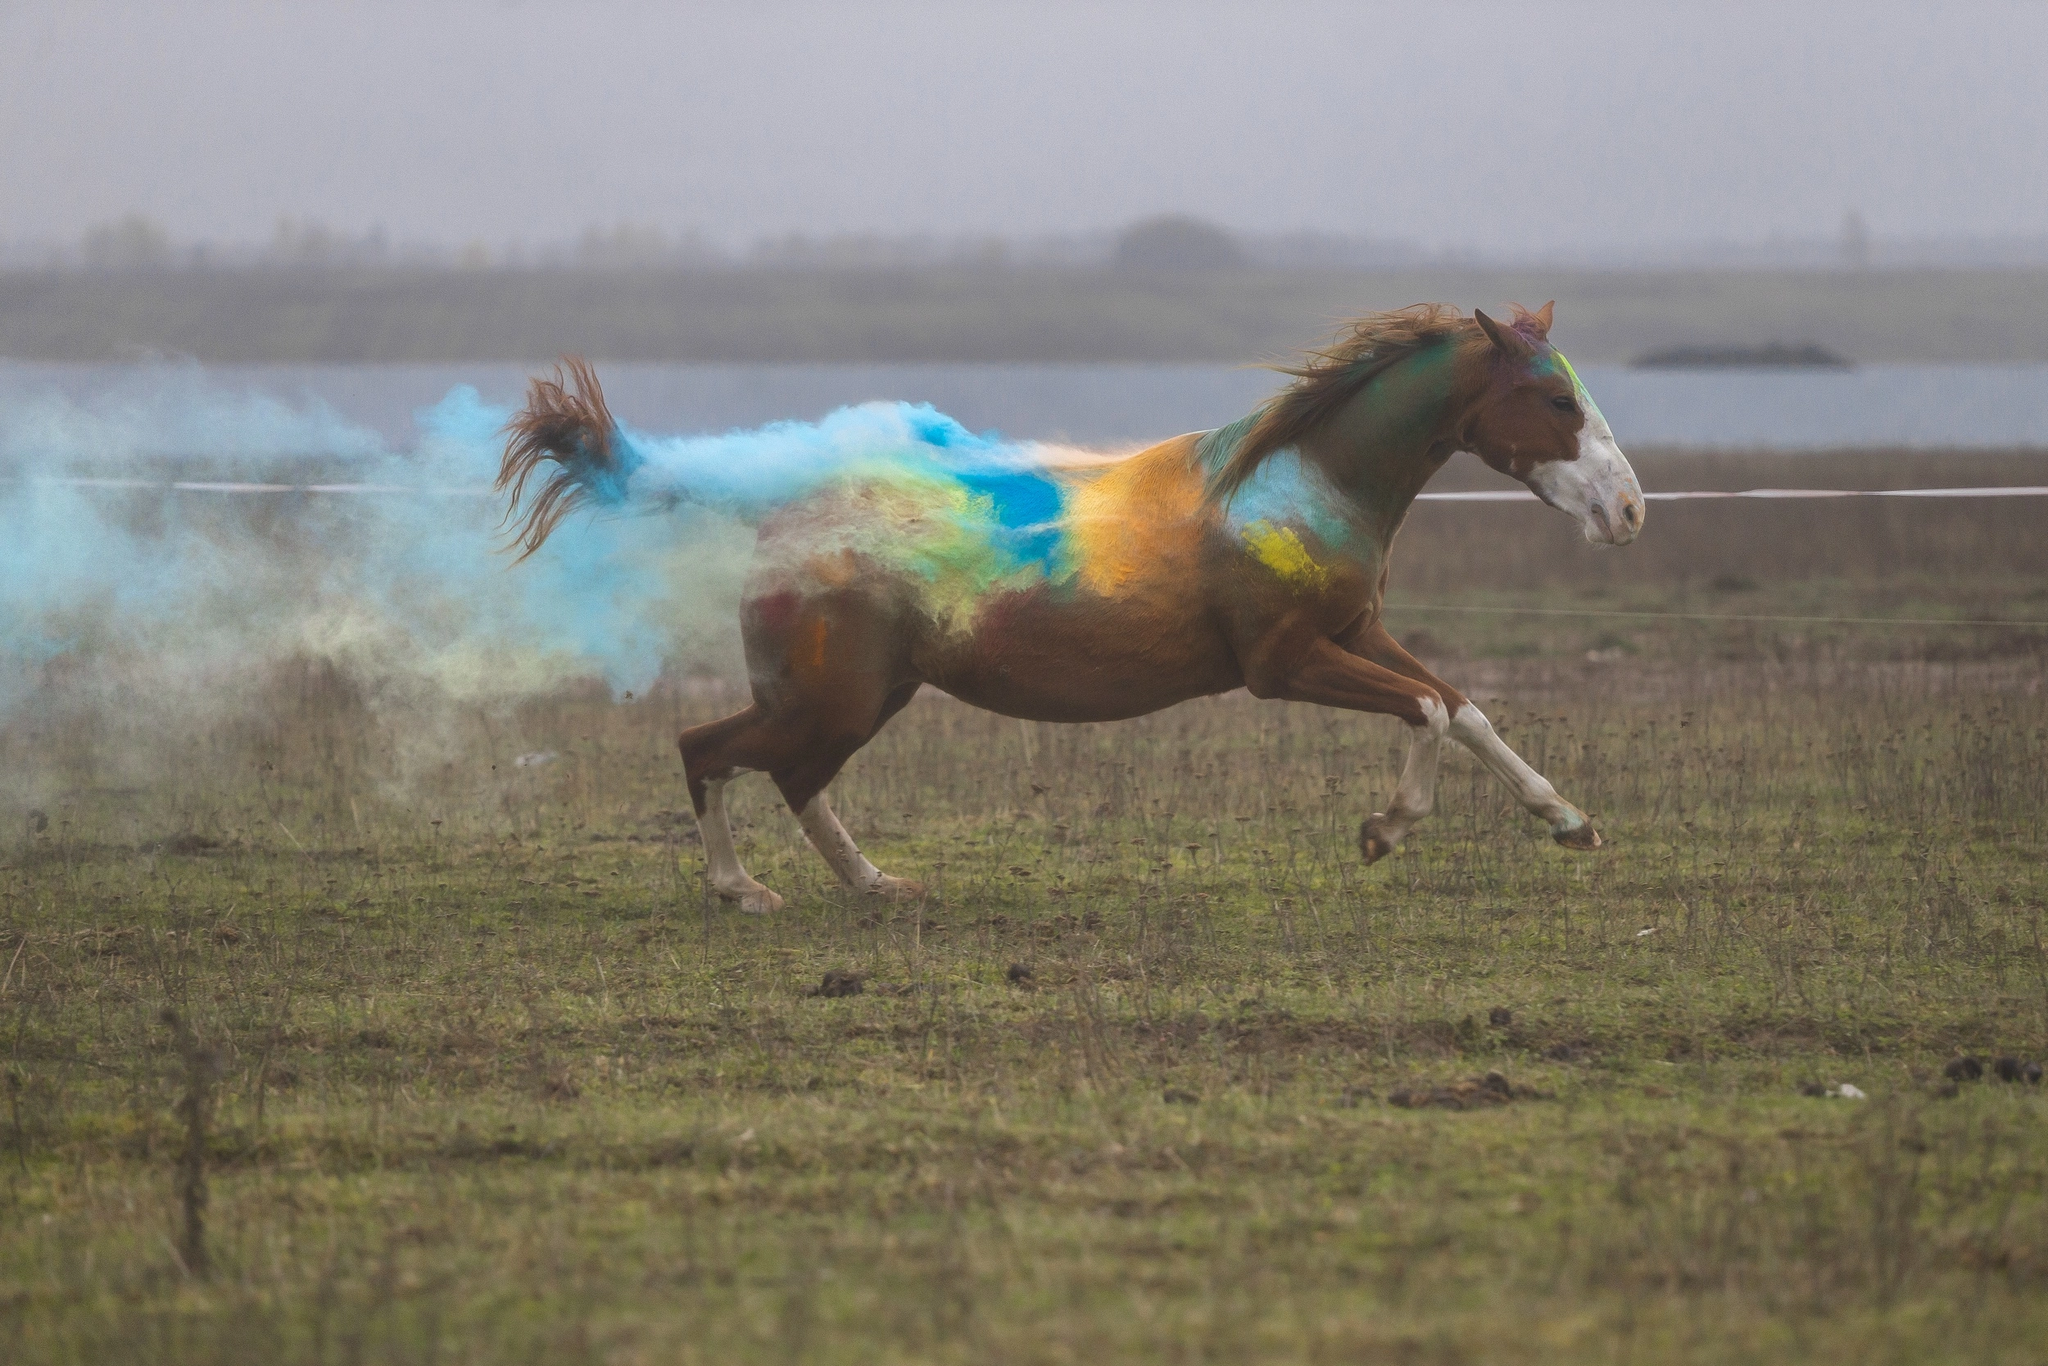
[496,358,634,560]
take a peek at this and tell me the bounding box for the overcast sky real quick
[3,1,2045,253]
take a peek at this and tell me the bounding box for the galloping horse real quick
[498,303,1643,913]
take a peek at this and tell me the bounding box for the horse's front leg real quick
[1243,637,1451,864]
[1447,702,1599,849]
[1361,707,1449,863]
[1345,622,1599,850]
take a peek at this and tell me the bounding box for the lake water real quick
[3,361,2047,452]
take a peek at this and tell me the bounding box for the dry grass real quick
[3,484,2048,1363]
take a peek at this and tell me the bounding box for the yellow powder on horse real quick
[1241,521,1330,590]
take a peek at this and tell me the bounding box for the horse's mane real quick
[1203,303,1486,503]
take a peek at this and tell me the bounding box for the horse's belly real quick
[917,591,1241,723]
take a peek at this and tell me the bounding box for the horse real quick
[497,302,1644,914]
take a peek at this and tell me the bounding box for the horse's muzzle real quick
[1587,491,1645,546]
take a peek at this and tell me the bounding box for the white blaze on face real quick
[1525,354,1645,546]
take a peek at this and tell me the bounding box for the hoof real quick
[1551,818,1602,852]
[867,875,926,901]
[1358,815,1396,865]
[717,884,784,915]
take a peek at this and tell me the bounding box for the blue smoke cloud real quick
[0,369,772,728]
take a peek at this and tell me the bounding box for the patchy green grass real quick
[4,639,2048,1364]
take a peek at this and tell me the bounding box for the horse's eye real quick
[1549,395,1578,414]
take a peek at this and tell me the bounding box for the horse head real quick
[1464,303,1644,546]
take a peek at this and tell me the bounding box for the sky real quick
[3,1,2046,254]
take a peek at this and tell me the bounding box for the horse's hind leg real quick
[680,705,801,915]
[778,682,924,901]
[681,676,922,911]
[698,775,782,914]
[796,793,921,899]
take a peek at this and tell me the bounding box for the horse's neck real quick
[1302,343,1471,538]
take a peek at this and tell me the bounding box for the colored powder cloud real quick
[0,370,1086,748]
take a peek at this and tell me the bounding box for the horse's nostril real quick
[1623,502,1640,526]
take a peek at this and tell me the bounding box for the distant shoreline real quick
[1632,342,1852,370]
[4,265,2046,366]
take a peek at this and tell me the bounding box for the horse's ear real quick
[1532,300,1555,338]
[1475,309,1534,359]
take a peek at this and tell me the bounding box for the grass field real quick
[4,471,2048,1363]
